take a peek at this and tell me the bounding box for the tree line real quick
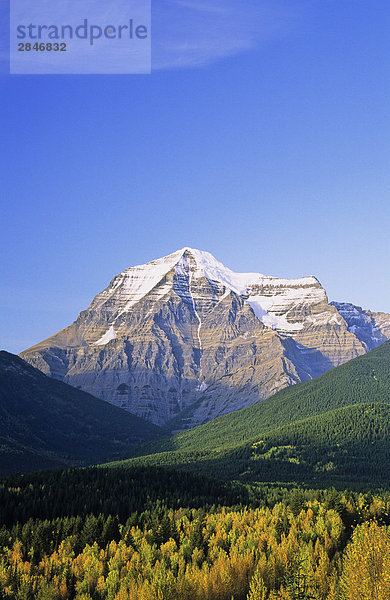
[1,494,390,599]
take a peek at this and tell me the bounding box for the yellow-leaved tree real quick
[341,521,390,600]
[247,569,268,600]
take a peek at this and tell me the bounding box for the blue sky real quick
[1,0,389,353]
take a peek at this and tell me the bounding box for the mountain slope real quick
[112,341,390,486]
[0,351,161,476]
[128,340,390,454]
[20,248,390,428]
[120,403,390,487]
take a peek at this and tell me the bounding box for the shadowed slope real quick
[0,351,161,475]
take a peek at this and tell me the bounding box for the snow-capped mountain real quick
[20,248,390,428]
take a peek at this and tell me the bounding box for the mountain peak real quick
[161,247,320,294]
[86,247,328,339]
[159,247,227,271]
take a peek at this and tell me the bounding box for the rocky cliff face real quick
[20,248,390,428]
[330,302,390,351]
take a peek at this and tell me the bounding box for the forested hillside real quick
[114,403,390,488]
[112,342,390,488]
[137,341,390,455]
[0,352,161,475]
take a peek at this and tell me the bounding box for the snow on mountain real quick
[94,325,117,346]
[91,249,184,317]
[331,301,389,350]
[90,247,326,342]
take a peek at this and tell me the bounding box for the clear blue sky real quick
[1,0,389,354]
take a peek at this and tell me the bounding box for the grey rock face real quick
[20,248,390,428]
[330,302,390,351]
